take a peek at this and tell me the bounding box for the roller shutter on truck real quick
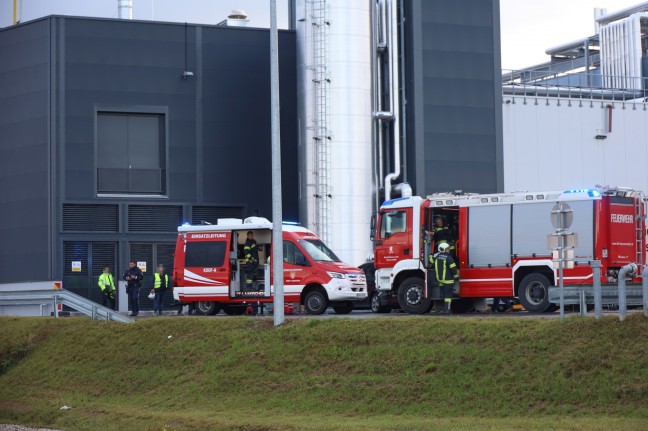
[512,201,594,261]
[468,205,512,267]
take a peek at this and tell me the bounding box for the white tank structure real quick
[118,0,133,20]
[296,0,373,266]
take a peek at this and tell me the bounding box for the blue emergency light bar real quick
[564,189,600,197]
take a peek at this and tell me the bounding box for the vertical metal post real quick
[643,265,648,318]
[578,290,586,316]
[270,0,285,326]
[558,211,565,321]
[592,260,602,320]
[618,271,627,322]
[53,296,59,319]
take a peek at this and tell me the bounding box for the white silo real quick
[296,0,374,266]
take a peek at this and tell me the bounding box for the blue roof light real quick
[382,197,410,207]
[282,221,300,226]
[181,222,191,227]
[564,189,600,198]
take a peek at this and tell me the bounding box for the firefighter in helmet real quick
[432,242,458,315]
[244,231,259,290]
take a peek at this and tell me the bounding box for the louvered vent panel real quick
[128,205,182,232]
[62,204,118,232]
[191,206,243,225]
[91,243,117,276]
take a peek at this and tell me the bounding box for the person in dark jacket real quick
[432,216,452,246]
[123,261,144,317]
[152,264,168,316]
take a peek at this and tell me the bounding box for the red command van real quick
[173,217,367,315]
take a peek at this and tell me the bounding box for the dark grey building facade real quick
[404,0,503,195]
[0,16,298,303]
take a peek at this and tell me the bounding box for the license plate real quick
[357,293,364,298]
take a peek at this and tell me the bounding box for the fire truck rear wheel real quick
[518,273,551,313]
[304,290,329,315]
[398,277,433,314]
[332,301,354,314]
[195,301,221,316]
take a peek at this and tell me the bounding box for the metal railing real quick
[0,288,134,324]
[502,69,648,102]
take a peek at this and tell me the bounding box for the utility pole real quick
[270,0,285,326]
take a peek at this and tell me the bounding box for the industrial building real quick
[502,2,648,194]
[0,0,503,307]
[0,14,298,305]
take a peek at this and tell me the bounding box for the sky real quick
[0,0,644,70]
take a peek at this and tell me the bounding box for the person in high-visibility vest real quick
[98,265,116,310]
[151,264,169,316]
[432,242,458,315]
[244,231,259,290]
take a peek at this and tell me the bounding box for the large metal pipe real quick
[596,1,648,25]
[617,263,637,321]
[118,0,133,20]
[384,0,401,201]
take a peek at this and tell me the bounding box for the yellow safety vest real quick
[98,273,115,291]
[154,273,169,289]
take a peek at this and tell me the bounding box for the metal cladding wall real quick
[0,19,51,282]
[0,16,298,285]
[503,95,648,193]
[405,0,503,195]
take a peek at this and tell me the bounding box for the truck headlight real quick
[327,271,346,279]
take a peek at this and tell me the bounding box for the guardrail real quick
[0,289,134,324]
[548,260,648,321]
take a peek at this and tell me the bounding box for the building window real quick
[97,112,166,195]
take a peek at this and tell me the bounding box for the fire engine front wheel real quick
[518,273,551,313]
[398,277,433,315]
[304,290,329,315]
[195,301,221,316]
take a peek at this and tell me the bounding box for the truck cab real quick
[173,217,367,315]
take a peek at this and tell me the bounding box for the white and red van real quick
[173,217,367,315]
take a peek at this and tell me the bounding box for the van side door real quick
[183,232,231,291]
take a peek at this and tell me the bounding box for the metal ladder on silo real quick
[634,195,645,267]
[308,0,331,244]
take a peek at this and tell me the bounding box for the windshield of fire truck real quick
[299,239,341,262]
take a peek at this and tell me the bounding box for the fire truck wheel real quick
[518,273,551,313]
[195,301,221,316]
[332,301,354,314]
[370,293,391,313]
[398,277,433,314]
[304,290,329,315]
[222,305,246,315]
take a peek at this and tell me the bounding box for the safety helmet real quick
[148,291,155,300]
[438,242,449,252]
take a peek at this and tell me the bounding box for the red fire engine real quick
[173,217,367,315]
[371,188,646,314]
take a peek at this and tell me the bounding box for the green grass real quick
[1,315,648,430]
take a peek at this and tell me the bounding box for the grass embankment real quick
[1,315,647,431]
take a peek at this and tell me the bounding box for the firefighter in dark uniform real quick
[432,216,452,247]
[432,242,458,315]
[244,231,259,291]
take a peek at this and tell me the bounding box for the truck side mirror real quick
[370,213,377,241]
[296,254,309,267]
